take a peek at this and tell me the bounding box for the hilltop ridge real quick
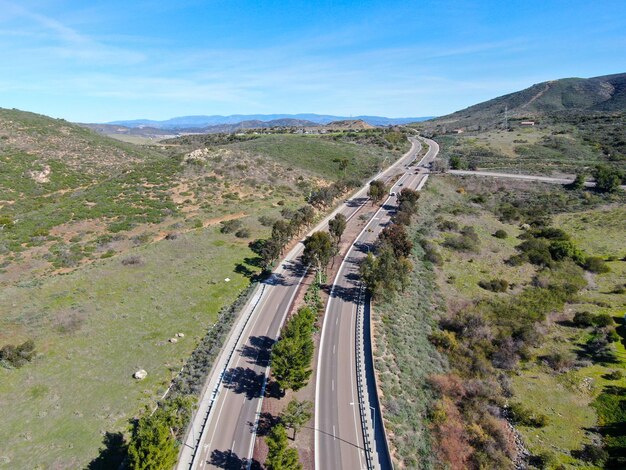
[427,72,626,130]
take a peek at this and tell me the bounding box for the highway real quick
[177,136,426,470]
[315,138,439,470]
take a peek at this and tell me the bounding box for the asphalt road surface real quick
[177,136,428,470]
[315,139,439,470]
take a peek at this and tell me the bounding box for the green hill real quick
[428,72,626,130]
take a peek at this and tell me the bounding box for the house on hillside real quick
[520,121,535,126]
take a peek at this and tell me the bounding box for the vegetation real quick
[280,399,313,440]
[0,339,36,368]
[270,307,316,392]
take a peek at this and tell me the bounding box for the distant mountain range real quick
[107,114,433,129]
[429,72,626,129]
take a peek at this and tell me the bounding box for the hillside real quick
[0,107,406,468]
[428,72,626,130]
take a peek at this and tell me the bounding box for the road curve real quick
[177,137,425,470]
[315,138,439,470]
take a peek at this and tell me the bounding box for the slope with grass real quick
[374,174,626,469]
[0,108,401,468]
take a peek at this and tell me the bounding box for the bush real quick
[220,219,243,234]
[543,350,577,372]
[121,255,143,266]
[493,229,508,239]
[573,311,594,327]
[478,279,509,293]
[606,370,623,380]
[235,228,251,239]
[593,313,615,327]
[443,226,480,253]
[584,256,610,273]
[509,403,548,427]
[579,443,609,465]
[438,220,459,232]
[0,339,36,368]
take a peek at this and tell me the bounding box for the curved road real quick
[177,136,426,470]
[315,138,439,470]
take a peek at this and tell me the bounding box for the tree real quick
[280,399,313,439]
[271,307,316,392]
[127,412,178,470]
[302,231,334,282]
[570,172,586,190]
[250,238,282,269]
[368,180,386,205]
[328,213,347,243]
[378,223,413,258]
[265,424,302,470]
[272,220,293,250]
[449,155,462,170]
[593,165,622,193]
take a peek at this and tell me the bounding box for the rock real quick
[169,337,178,343]
[133,369,147,380]
[224,278,231,282]
[176,332,185,338]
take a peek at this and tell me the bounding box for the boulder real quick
[133,369,147,380]
[176,332,185,338]
[169,337,178,343]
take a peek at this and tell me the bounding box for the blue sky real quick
[1,0,625,122]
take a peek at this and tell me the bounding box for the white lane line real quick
[336,316,339,325]
[333,344,336,355]
[205,290,272,449]
[315,138,421,470]
[332,379,335,391]
[245,265,309,468]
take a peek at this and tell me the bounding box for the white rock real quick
[133,369,147,380]
[176,332,185,338]
[169,337,178,343]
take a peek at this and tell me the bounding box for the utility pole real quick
[504,105,508,130]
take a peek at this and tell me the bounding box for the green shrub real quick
[509,402,548,427]
[235,228,251,239]
[493,229,508,239]
[593,313,615,327]
[584,256,610,273]
[220,219,243,234]
[579,443,609,465]
[606,370,623,380]
[0,339,36,368]
[478,279,509,292]
[573,311,594,327]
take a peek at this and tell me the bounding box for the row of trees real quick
[360,188,420,299]
[251,205,316,269]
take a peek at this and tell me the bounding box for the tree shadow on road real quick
[223,366,265,400]
[239,335,274,367]
[249,411,281,437]
[209,449,261,470]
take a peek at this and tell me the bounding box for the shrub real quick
[235,228,251,239]
[443,227,480,253]
[509,403,548,427]
[584,256,610,273]
[543,350,577,372]
[493,229,508,239]
[579,443,609,465]
[573,311,594,327]
[548,240,585,264]
[220,219,243,234]
[258,215,276,227]
[606,370,623,380]
[438,220,459,232]
[478,279,509,293]
[593,313,615,327]
[0,339,36,368]
[121,255,143,266]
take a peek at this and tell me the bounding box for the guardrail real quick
[186,283,267,469]
[355,283,378,470]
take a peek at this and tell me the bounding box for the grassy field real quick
[421,175,626,468]
[233,134,396,181]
